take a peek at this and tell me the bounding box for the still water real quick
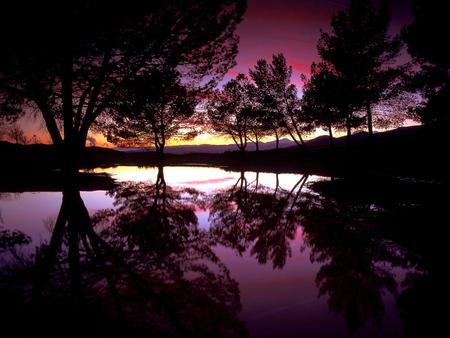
[0,166,443,337]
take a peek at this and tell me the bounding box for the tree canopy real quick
[403,0,450,125]
[0,0,246,163]
[317,0,402,137]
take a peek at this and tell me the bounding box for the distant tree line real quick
[1,0,448,157]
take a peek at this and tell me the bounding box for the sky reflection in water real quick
[1,166,438,338]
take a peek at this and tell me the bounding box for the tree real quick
[403,0,450,125]
[250,54,310,149]
[209,171,308,269]
[301,62,345,146]
[318,0,402,138]
[7,125,27,144]
[207,73,254,152]
[270,54,312,147]
[249,59,284,149]
[102,68,198,154]
[0,0,246,171]
[0,175,247,337]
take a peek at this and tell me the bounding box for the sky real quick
[8,0,414,147]
[222,0,413,88]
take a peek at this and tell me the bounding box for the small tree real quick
[207,74,253,152]
[270,54,312,147]
[301,62,344,146]
[7,125,27,144]
[250,54,311,149]
[249,59,285,149]
[103,69,198,154]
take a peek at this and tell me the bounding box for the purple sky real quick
[224,0,414,88]
[11,0,415,145]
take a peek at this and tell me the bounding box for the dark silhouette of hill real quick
[115,127,422,154]
[115,138,296,154]
[1,125,448,178]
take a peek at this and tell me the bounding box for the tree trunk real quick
[328,123,334,148]
[155,141,164,155]
[255,132,259,152]
[274,130,279,150]
[61,40,77,178]
[346,116,352,146]
[366,102,373,138]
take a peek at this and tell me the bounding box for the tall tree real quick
[207,73,254,152]
[249,59,284,149]
[403,0,450,125]
[102,68,198,154]
[270,54,311,147]
[250,54,310,149]
[301,62,345,146]
[0,0,246,170]
[318,0,402,138]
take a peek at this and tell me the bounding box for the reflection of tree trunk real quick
[239,171,247,192]
[68,206,81,300]
[33,198,67,299]
[155,166,167,211]
[274,174,279,195]
[255,172,259,192]
[33,178,128,326]
[288,175,308,214]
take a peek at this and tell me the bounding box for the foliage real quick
[0,0,246,162]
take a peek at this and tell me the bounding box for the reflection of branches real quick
[209,171,309,268]
[299,178,412,333]
[0,167,247,338]
[0,227,31,268]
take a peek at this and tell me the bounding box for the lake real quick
[0,166,444,338]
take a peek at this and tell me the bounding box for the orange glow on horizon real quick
[7,113,420,149]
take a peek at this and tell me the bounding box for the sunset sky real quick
[12,0,414,147]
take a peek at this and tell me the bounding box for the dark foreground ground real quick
[2,125,449,186]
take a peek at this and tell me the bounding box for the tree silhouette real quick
[299,178,409,333]
[249,59,285,149]
[209,171,308,269]
[250,54,311,149]
[0,172,247,338]
[102,68,198,154]
[7,125,27,144]
[207,74,255,152]
[301,62,345,146]
[0,0,246,169]
[403,0,450,125]
[318,0,402,139]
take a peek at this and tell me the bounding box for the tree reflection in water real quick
[0,167,247,338]
[208,171,308,269]
[0,169,444,337]
[209,171,444,336]
[300,176,445,337]
[299,178,404,333]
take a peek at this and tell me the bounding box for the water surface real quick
[0,166,443,337]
